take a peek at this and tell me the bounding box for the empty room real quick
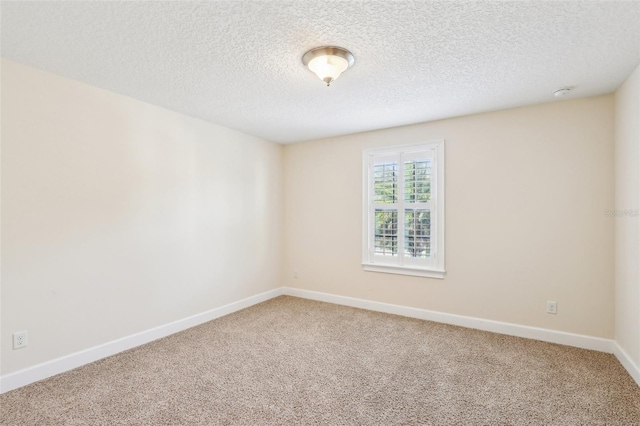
[1,1,639,425]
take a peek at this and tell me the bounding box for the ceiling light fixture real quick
[302,46,355,86]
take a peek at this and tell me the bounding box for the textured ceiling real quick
[2,1,639,144]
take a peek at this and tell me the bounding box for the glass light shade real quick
[307,55,349,85]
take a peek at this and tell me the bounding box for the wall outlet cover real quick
[13,331,28,349]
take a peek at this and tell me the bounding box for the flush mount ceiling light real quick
[302,46,355,86]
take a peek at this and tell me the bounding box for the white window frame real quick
[362,140,445,279]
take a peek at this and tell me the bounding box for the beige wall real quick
[614,64,640,367]
[1,60,283,375]
[284,96,615,338]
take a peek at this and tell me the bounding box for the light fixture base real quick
[302,46,355,68]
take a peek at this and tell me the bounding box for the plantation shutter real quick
[368,149,435,267]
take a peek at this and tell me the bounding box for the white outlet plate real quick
[13,331,28,349]
[546,301,558,315]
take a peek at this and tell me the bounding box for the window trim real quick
[362,140,445,279]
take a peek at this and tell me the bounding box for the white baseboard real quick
[3,286,637,394]
[282,287,615,354]
[0,287,283,394]
[613,342,640,387]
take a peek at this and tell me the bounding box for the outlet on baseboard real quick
[13,331,28,349]
[546,301,558,315]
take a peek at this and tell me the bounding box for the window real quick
[362,141,445,278]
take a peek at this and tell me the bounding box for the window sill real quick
[362,263,446,279]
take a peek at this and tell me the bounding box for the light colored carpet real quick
[1,296,638,425]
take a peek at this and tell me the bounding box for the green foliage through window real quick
[372,158,432,258]
[404,159,431,203]
[405,209,430,258]
[374,210,397,255]
[373,162,397,204]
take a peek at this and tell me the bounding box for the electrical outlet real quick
[13,331,28,349]
[546,301,558,315]
[294,270,299,279]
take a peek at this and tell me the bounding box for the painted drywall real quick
[1,60,283,375]
[614,64,640,368]
[284,96,615,339]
